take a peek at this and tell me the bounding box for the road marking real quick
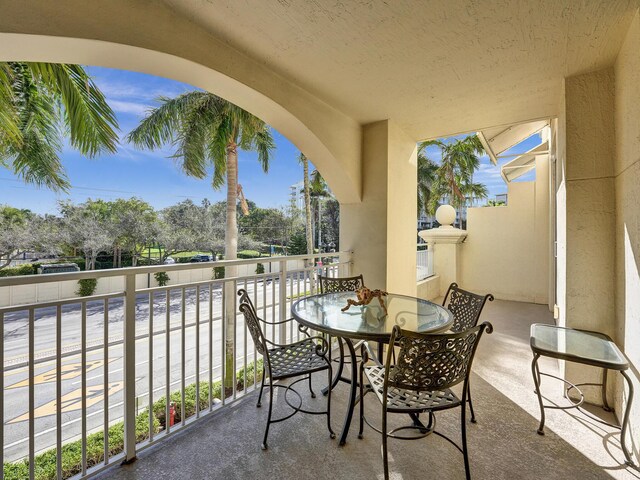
[8,381,124,424]
[71,359,148,385]
[6,359,115,389]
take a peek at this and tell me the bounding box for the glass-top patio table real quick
[291,291,453,445]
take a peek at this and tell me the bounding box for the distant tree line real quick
[0,196,340,271]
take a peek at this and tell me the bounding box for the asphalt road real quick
[2,276,311,462]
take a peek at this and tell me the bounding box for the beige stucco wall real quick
[340,120,417,296]
[560,67,617,403]
[553,14,640,461]
[614,10,640,459]
[416,275,440,302]
[564,68,617,338]
[460,156,550,304]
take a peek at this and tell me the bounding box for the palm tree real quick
[310,169,330,250]
[418,135,486,216]
[0,62,119,190]
[127,91,275,392]
[298,153,314,257]
[417,144,439,216]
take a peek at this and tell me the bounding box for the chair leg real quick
[262,379,274,450]
[461,401,471,480]
[358,362,365,439]
[467,381,476,424]
[327,364,336,439]
[382,406,389,480]
[334,336,346,387]
[308,373,316,398]
[257,369,266,408]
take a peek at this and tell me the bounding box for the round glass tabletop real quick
[291,292,453,341]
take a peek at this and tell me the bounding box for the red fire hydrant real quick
[169,402,176,427]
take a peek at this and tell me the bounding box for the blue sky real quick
[0,66,535,214]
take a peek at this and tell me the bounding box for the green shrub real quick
[255,263,265,274]
[3,409,158,480]
[0,263,37,277]
[213,267,225,279]
[237,358,264,390]
[154,271,170,286]
[238,250,261,259]
[76,278,98,297]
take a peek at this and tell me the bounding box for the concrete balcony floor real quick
[98,300,639,480]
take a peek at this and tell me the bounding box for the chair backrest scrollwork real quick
[385,323,492,392]
[442,283,494,333]
[319,274,365,294]
[238,289,268,356]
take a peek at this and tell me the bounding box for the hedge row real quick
[3,359,263,480]
[0,264,38,277]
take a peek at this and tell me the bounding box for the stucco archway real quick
[0,1,362,203]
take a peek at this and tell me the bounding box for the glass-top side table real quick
[530,323,635,468]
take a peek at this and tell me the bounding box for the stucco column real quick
[560,67,616,404]
[340,120,417,295]
[419,205,467,297]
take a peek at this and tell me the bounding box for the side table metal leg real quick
[531,354,545,435]
[602,368,612,412]
[339,338,358,446]
[620,370,635,467]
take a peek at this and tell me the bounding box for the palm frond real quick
[253,125,275,173]
[6,63,68,190]
[27,63,119,157]
[0,63,21,152]
[127,91,209,150]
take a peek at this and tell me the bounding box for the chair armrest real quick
[259,316,298,327]
[265,335,330,358]
[259,316,312,338]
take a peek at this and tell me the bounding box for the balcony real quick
[0,255,632,479]
[91,298,629,480]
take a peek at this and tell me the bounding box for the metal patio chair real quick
[442,282,494,423]
[237,289,335,450]
[359,322,493,480]
[318,274,365,391]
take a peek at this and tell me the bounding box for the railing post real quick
[123,273,137,463]
[427,244,435,277]
[279,259,288,343]
[339,251,352,277]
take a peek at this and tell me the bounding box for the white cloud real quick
[109,100,151,116]
[99,82,185,101]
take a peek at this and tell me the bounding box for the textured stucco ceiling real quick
[162,0,637,139]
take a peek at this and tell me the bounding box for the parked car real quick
[37,263,81,274]
[163,256,176,265]
[190,254,213,263]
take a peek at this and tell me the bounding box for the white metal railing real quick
[416,245,434,281]
[0,252,351,480]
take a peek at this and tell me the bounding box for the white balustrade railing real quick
[0,252,351,479]
[416,246,434,281]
